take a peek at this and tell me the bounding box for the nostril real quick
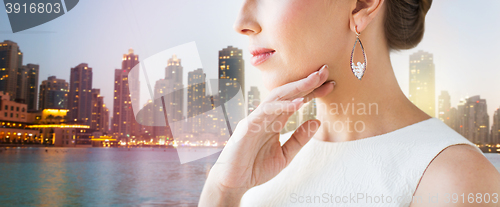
[241,29,253,34]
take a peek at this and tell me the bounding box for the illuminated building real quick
[438,91,451,122]
[68,63,93,125]
[0,91,39,143]
[28,124,90,147]
[492,108,500,145]
[456,95,489,145]
[0,40,23,100]
[91,136,118,147]
[247,86,260,115]
[409,50,435,117]
[218,46,245,133]
[91,89,109,134]
[187,68,206,134]
[112,49,140,140]
[39,76,68,110]
[15,64,38,111]
[152,55,184,140]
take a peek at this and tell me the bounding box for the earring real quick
[350,26,367,80]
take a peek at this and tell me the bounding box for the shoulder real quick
[411,144,500,206]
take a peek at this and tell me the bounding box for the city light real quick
[27,124,90,128]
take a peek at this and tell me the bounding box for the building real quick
[187,68,207,134]
[0,40,23,100]
[409,50,435,117]
[91,136,118,147]
[151,55,184,140]
[91,89,109,134]
[0,91,39,143]
[25,64,39,111]
[247,86,260,115]
[443,106,458,132]
[68,63,93,125]
[39,76,69,110]
[15,65,29,104]
[28,124,91,147]
[456,95,489,145]
[438,91,451,122]
[26,108,92,146]
[218,46,245,132]
[112,49,140,140]
[491,108,500,145]
[15,64,39,111]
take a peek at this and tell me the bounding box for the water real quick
[0,148,499,206]
[0,147,220,207]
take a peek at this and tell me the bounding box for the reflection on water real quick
[0,148,499,206]
[0,148,219,207]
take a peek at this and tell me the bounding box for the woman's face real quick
[234,0,352,91]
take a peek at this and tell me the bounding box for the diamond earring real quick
[350,26,367,80]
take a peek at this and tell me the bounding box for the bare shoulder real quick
[411,144,500,206]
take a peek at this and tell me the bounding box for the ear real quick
[349,0,385,34]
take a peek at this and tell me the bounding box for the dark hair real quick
[384,0,432,50]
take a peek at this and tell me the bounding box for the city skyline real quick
[0,0,499,131]
[3,39,500,141]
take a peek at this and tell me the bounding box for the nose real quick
[233,0,261,36]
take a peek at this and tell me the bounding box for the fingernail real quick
[292,97,304,103]
[321,64,328,70]
[329,80,336,86]
[309,71,319,77]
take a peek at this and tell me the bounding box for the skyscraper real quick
[409,50,435,117]
[91,89,109,134]
[187,68,206,134]
[456,95,489,144]
[438,91,451,122]
[68,63,93,125]
[444,106,458,132]
[25,64,39,111]
[492,108,500,145]
[0,40,23,100]
[153,55,184,139]
[39,76,68,110]
[247,86,260,115]
[15,65,28,104]
[112,49,139,139]
[218,46,245,131]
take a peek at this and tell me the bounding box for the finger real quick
[265,111,294,133]
[247,98,305,128]
[302,80,335,103]
[282,119,321,165]
[251,98,304,119]
[264,65,329,103]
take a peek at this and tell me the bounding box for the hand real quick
[199,65,334,206]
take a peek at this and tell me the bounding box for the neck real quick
[315,46,431,142]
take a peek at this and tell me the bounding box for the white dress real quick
[239,117,483,206]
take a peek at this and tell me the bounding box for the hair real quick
[384,0,433,50]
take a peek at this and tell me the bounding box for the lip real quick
[250,47,275,66]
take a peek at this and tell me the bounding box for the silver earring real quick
[350,26,367,80]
